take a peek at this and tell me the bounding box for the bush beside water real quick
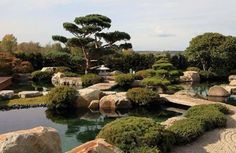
[81,74,103,87]
[115,74,135,87]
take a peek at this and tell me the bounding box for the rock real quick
[229,75,236,82]
[88,100,99,110]
[180,71,200,82]
[161,116,186,129]
[110,70,123,76]
[41,67,55,72]
[0,90,14,99]
[18,91,42,98]
[66,139,123,153]
[208,86,230,97]
[230,80,236,86]
[102,91,117,96]
[76,88,102,108]
[0,126,61,153]
[51,72,65,86]
[99,92,132,109]
[221,85,236,95]
[87,81,118,91]
[52,72,82,88]
[175,90,202,99]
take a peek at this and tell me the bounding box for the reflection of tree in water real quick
[45,108,113,143]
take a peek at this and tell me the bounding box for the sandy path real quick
[172,109,236,153]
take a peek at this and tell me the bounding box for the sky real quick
[0,0,235,51]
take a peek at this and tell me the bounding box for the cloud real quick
[153,26,176,37]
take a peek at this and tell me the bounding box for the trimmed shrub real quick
[168,118,205,144]
[167,85,184,93]
[185,105,227,130]
[64,72,80,77]
[97,117,175,153]
[152,63,175,71]
[156,69,169,76]
[186,67,201,72]
[135,69,156,80]
[131,146,160,153]
[54,66,71,73]
[81,73,103,87]
[199,70,216,80]
[127,88,160,106]
[209,104,230,114]
[47,86,78,110]
[115,74,135,87]
[31,70,53,82]
[141,77,170,87]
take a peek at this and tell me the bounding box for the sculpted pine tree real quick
[52,14,132,74]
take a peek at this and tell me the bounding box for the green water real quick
[0,107,180,152]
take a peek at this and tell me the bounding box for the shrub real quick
[168,119,205,144]
[167,85,183,92]
[199,70,216,80]
[31,70,53,82]
[54,66,71,73]
[127,88,160,106]
[185,104,227,130]
[64,72,80,77]
[155,69,169,76]
[135,69,156,80]
[186,67,201,72]
[47,86,78,110]
[131,146,160,153]
[152,63,175,71]
[97,117,175,153]
[81,73,103,87]
[141,77,170,87]
[115,74,135,87]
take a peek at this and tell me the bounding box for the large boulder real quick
[208,86,230,97]
[0,126,61,153]
[88,100,99,110]
[66,139,123,153]
[76,88,102,108]
[229,75,236,82]
[0,90,14,99]
[180,71,200,82]
[99,92,132,110]
[230,80,236,86]
[51,72,65,86]
[174,90,203,99]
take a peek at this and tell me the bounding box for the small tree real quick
[52,14,132,74]
[0,34,17,53]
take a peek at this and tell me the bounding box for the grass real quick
[0,96,48,107]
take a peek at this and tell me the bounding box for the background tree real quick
[185,32,236,77]
[52,14,132,74]
[0,34,17,53]
[17,41,41,53]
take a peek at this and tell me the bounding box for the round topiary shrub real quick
[81,73,103,87]
[31,70,54,82]
[168,118,205,145]
[47,86,78,110]
[135,69,156,80]
[97,117,175,153]
[152,63,175,71]
[115,73,135,87]
[185,104,227,130]
[141,77,170,87]
[127,88,160,106]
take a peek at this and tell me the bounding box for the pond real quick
[0,107,181,152]
[183,82,236,106]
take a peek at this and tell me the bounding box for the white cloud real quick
[153,26,175,37]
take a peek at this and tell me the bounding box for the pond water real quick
[183,82,236,106]
[0,107,181,152]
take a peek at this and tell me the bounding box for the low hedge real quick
[135,69,156,80]
[31,70,53,82]
[97,117,175,153]
[47,86,78,110]
[81,73,103,87]
[127,88,160,106]
[141,77,170,87]
[168,118,205,144]
[115,74,135,87]
[131,146,160,153]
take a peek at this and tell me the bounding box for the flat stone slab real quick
[87,81,118,91]
[18,91,42,98]
[0,90,14,99]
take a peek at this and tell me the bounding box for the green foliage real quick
[131,146,160,153]
[185,33,236,77]
[97,117,175,153]
[31,70,53,82]
[153,63,175,71]
[185,104,227,130]
[115,74,135,87]
[170,54,187,70]
[199,70,216,80]
[64,72,80,77]
[166,85,184,92]
[47,86,78,110]
[127,88,160,106]
[141,77,171,87]
[81,73,103,87]
[135,69,156,80]
[186,67,201,72]
[155,69,169,76]
[168,119,205,144]
[54,66,71,73]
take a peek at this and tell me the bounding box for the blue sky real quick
[0,0,235,51]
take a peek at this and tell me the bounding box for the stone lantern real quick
[97,65,110,79]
